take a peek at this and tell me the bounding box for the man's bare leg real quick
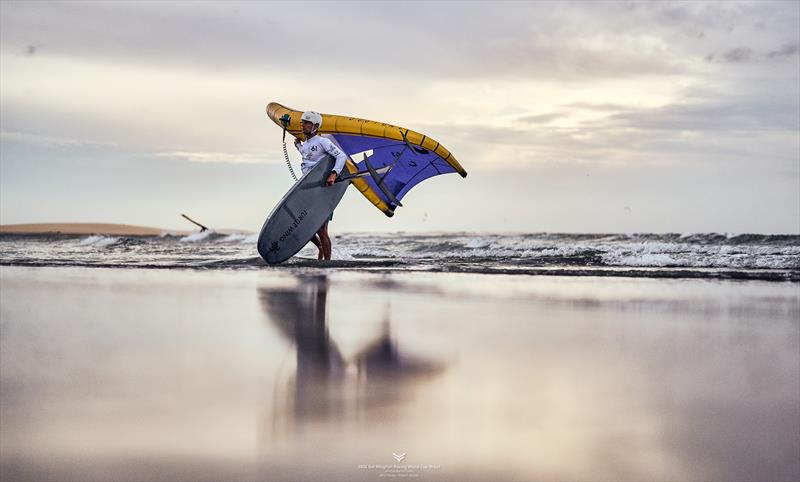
[310,235,323,260]
[317,223,332,260]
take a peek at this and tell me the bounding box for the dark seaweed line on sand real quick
[425,265,800,281]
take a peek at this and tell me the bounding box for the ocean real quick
[1,231,798,280]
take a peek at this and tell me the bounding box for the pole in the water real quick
[181,214,209,232]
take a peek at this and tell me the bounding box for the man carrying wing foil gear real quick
[294,110,347,261]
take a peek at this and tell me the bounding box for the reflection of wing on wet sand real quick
[258,275,445,437]
[354,317,444,411]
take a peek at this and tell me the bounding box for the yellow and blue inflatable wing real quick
[266,102,467,217]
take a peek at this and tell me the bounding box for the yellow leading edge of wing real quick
[266,102,466,217]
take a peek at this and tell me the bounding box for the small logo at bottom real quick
[269,241,280,254]
[392,452,406,463]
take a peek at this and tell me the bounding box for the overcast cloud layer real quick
[1,1,798,233]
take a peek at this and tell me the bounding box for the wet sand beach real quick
[1,266,798,481]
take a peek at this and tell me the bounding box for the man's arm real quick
[322,139,348,185]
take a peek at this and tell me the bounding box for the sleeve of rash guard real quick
[322,139,348,175]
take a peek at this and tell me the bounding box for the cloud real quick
[722,47,754,63]
[605,99,799,133]
[517,113,564,125]
[0,1,740,81]
[708,43,799,63]
[418,79,799,173]
[0,129,118,148]
[2,1,796,92]
[563,103,634,112]
[155,151,271,165]
[24,43,42,56]
[767,43,800,59]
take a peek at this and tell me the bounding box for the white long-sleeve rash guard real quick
[296,135,348,176]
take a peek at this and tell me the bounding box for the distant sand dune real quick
[0,223,252,235]
[0,223,187,235]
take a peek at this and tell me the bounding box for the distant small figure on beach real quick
[294,111,348,260]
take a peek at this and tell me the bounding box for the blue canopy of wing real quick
[331,133,460,210]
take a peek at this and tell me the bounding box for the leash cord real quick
[280,116,299,182]
[282,134,299,182]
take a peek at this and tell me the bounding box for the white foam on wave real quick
[95,237,120,248]
[220,233,246,242]
[331,245,355,260]
[219,233,259,244]
[600,242,800,269]
[78,235,120,248]
[78,235,105,246]
[525,245,588,257]
[290,241,356,261]
[605,252,682,267]
[464,238,491,249]
[337,234,800,269]
[180,230,215,242]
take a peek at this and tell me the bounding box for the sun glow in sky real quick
[1,1,798,233]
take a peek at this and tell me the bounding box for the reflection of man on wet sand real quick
[258,275,444,430]
[259,275,344,421]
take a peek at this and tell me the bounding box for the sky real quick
[1,0,798,234]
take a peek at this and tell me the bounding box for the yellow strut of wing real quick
[266,102,466,217]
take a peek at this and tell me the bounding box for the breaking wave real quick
[1,232,798,281]
[78,235,121,248]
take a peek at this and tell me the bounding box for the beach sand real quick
[1,267,798,481]
[0,223,251,236]
[0,223,177,236]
